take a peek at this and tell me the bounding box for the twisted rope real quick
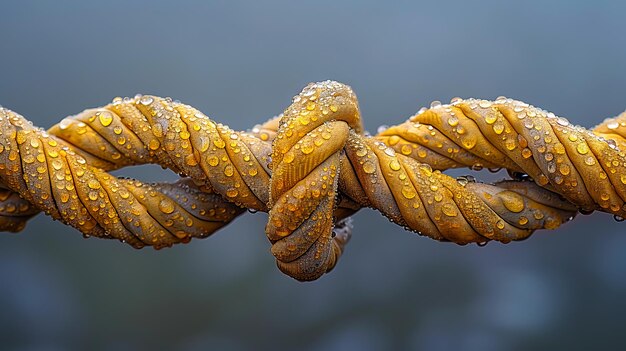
[4,80,615,281]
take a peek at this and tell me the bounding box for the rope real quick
[3,81,610,281]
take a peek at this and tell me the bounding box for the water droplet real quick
[450,97,463,104]
[462,137,477,149]
[52,159,63,170]
[363,161,375,174]
[301,144,314,154]
[556,117,569,126]
[148,139,160,150]
[485,114,497,124]
[98,112,113,127]
[479,100,492,109]
[283,152,295,163]
[389,159,401,171]
[576,143,589,155]
[384,147,396,157]
[224,165,234,177]
[493,122,504,134]
[448,116,459,127]
[504,139,516,151]
[503,193,525,213]
[441,203,457,217]
[159,199,175,214]
[402,187,416,199]
[401,145,412,155]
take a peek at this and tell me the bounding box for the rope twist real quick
[3,80,621,281]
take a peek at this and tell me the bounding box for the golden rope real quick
[4,80,615,281]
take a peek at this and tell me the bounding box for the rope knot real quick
[267,81,362,281]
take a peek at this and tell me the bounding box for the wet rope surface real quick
[3,80,622,281]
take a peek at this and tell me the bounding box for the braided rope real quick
[378,98,626,216]
[3,81,608,281]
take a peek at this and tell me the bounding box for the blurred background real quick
[1,1,626,350]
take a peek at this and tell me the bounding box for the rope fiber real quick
[2,80,622,281]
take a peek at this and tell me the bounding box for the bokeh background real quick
[2,1,626,350]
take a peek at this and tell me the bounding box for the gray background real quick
[1,1,626,350]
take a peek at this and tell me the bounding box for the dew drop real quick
[447,116,459,127]
[493,122,504,134]
[148,139,160,150]
[402,188,416,199]
[441,203,457,217]
[485,114,497,124]
[98,112,113,127]
[496,220,505,229]
[556,117,569,126]
[479,100,492,109]
[389,159,401,171]
[301,144,314,155]
[283,152,295,163]
[139,96,154,105]
[159,198,175,214]
[355,148,368,157]
[207,156,219,166]
[401,145,412,155]
[363,161,376,174]
[52,159,63,170]
[224,165,234,177]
